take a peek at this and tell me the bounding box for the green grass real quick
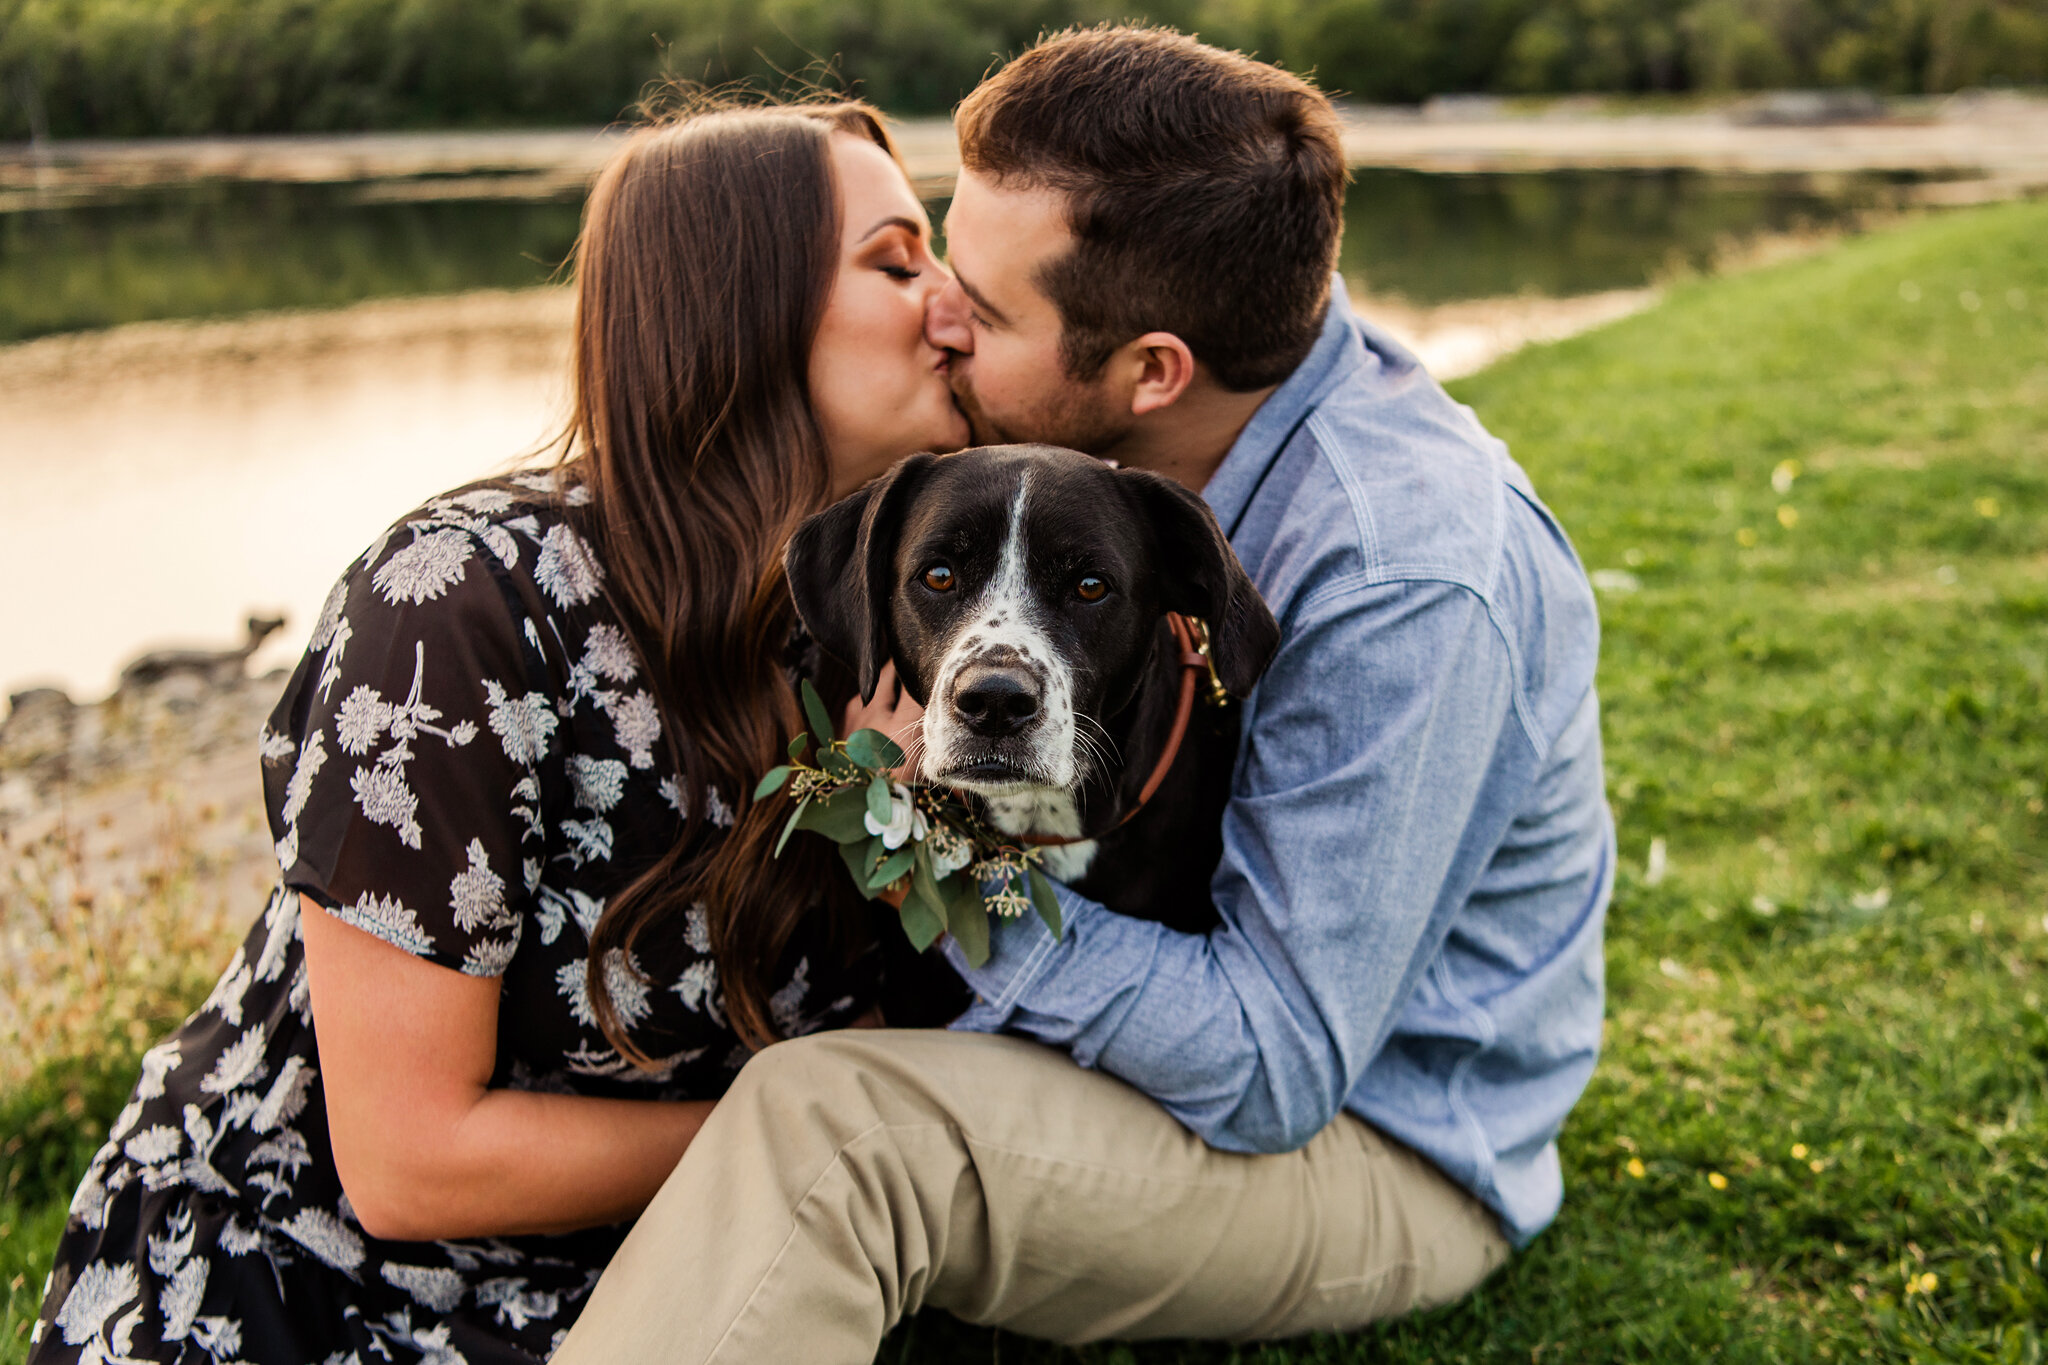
[7,198,2046,1362]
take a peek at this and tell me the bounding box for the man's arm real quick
[945,577,1523,1152]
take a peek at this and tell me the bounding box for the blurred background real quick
[3,0,2044,704]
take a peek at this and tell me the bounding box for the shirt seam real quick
[1305,411,1383,580]
[1292,572,1546,759]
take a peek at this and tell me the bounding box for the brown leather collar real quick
[1014,611,1213,848]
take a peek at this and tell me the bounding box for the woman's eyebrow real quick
[857,215,924,243]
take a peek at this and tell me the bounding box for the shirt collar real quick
[1201,281,1372,537]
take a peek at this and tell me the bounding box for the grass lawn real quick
[7,197,2046,1362]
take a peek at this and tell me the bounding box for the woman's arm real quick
[302,894,713,1243]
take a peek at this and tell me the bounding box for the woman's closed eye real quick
[880,264,923,281]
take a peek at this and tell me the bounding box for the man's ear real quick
[1120,468,1280,697]
[1124,331,1197,418]
[784,454,938,702]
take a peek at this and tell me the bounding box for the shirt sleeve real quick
[943,577,1519,1153]
[264,525,546,978]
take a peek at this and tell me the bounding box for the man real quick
[557,26,1609,1362]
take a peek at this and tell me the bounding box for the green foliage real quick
[6,200,2048,1362]
[0,0,2044,138]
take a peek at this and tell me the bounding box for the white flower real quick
[160,1259,207,1343]
[463,937,518,977]
[535,523,604,608]
[452,487,516,515]
[382,1263,468,1313]
[55,1260,139,1346]
[484,679,558,765]
[561,816,614,866]
[252,1055,315,1133]
[199,1025,269,1096]
[124,1125,183,1166]
[310,573,351,651]
[280,1206,366,1273]
[672,958,719,1016]
[556,949,649,1030]
[351,760,423,849]
[449,838,511,932]
[567,755,628,814]
[335,685,394,756]
[136,1039,182,1100]
[582,623,638,681]
[258,725,297,766]
[217,1216,264,1255]
[927,825,974,878]
[684,902,712,954]
[281,728,328,827]
[609,691,661,769]
[769,958,815,1038]
[373,528,474,605]
[338,892,434,958]
[863,782,928,850]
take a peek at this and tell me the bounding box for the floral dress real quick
[30,472,882,1365]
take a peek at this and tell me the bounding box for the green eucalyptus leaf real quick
[946,878,991,967]
[788,733,809,760]
[843,728,895,770]
[898,894,946,953]
[773,794,811,858]
[819,748,858,780]
[801,677,835,746]
[1027,867,1064,939]
[910,845,947,921]
[838,837,882,900]
[753,765,792,800]
[868,846,914,891]
[795,786,871,843]
[866,773,896,825]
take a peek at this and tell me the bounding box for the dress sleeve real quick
[263,523,550,977]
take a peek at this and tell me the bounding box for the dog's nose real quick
[952,666,1041,737]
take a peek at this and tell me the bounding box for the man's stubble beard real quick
[949,360,1129,457]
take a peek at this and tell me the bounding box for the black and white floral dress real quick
[30,472,882,1365]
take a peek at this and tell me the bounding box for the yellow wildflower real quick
[1914,1272,1939,1294]
[1790,1143,1809,1160]
[1975,497,2000,518]
[1626,1158,1647,1179]
[1707,1171,1729,1190]
[1777,505,1799,529]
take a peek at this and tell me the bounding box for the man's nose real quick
[926,278,975,354]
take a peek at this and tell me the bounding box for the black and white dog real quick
[785,444,1280,933]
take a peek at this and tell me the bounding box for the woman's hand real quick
[841,661,925,779]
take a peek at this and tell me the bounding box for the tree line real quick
[2,0,2043,140]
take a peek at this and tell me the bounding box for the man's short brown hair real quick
[954,25,1347,393]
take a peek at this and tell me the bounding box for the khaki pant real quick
[554,1030,1509,1364]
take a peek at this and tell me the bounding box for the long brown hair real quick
[563,98,895,1058]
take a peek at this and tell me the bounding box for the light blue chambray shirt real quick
[942,287,1613,1247]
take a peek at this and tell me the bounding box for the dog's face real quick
[786,445,1279,802]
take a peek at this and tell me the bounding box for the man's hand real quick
[841,661,926,779]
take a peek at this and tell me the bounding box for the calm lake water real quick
[0,166,1927,700]
[1,167,1924,342]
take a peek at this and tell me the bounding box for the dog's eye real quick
[922,565,955,593]
[1075,575,1108,602]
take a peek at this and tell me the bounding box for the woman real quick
[30,99,964,1364]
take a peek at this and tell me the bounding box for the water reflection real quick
[0,168,1923,341]
[1,296,572,698]
[0,164,1931,700]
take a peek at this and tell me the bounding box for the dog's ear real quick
[1122,469,1281,697]
[784,454,938,703]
